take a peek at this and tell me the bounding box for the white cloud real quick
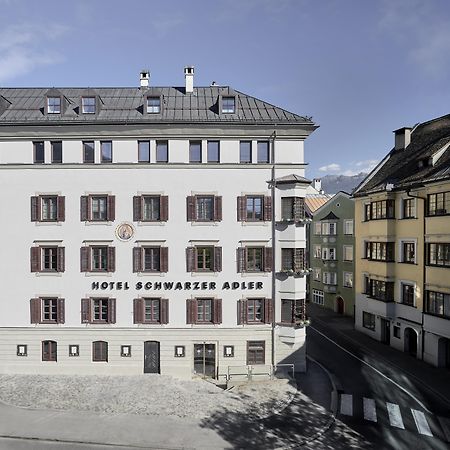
[318,160,378,176]
[319,163,341,172]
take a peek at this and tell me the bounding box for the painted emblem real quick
[116,222,134,241]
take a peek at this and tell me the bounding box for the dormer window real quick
[222,97,235,114]
[147,97,161,114]
[47,97,61,114]
[82,97,96,114]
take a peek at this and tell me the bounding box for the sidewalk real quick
[0,361,335,449]
[307,303,450,408]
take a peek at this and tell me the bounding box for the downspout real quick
[270,130,277,369]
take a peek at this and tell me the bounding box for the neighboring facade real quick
[309,192,355,316]
[353,117,450,368]
[0,68,317,379]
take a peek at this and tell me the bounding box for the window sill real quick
[399,261,417,265]
[35,221,63,227]
[137,272,165,277]
[240,272,269,277]
[84,272,113,277]
[84,221,113,226]
[190,271,219,277]
[137,221,166,226]
[35,272,63,277]
[190,221,220,227]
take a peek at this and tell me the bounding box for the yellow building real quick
[353,116,450,368]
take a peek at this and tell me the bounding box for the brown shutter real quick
[133,247,142,272]
[264,298,273,324]
[161,298,169,324]
[264,196,272,221]
[160,247,168,272]
[57,196,65,222]
[294,197,305,221]
[57,298,65,324]
[186,196,195,221]
[236,247,245,273]
[186,247,195,272]
[80,247,90,272]
[30,298,41,324]
[160,196,169,221]
[57,247,65,272]
[214,247,222,272]
[237,196,246,221]
[237,299,248,325]
[108,298,116,324]
[214,196,222,221]
[133,196,142,221]
[30,247,40,272]
[213,298,222,324]
[81,298,91,323]
[107,196,115,221]
[186,299,195,324]
[264,247,273,272]
[31,196,39,221]
[80,196,89,221]
[108,247,116,272]
[294,248,305,271]
[133,298,143,324]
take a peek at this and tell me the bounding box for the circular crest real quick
[116,222,134,241]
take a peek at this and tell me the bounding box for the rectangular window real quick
[207,141,220,163]
[246,247,263,272]
[312,289,324,305]
[313,267,321,281]
[247,299,263,323]
[365,199,395,220]
[42,298,58,322]
[91,246,108,271]
[30,297,64,324]
[246,196,263,221]
[196,298,213,323]
[156,140,168,163]
[281,197,305,221]
[237,195,270,222]
[425,291,450,318]
[93,299,109,322]
[80,195,114,222]
[144,298,161,323]
[343,245,353,262]
[42,340,57,361]
[365,242,395,261]
[83,141,95,163]
[247,341,265,365]
[344,219,354,235]
[401,283,415,306]
[147,97,161,113]
[313,245,321,259]
[142,196,160,221]
[196,246,213,271]
[138,140,150,163]
[187,298,221,324]
[81,97,96,114]
[343,272,353,288]
[321,247,336,260]
[281,299,305,324]
[47,97,61,114]
[257,141,269,163]
[402,242,416,264]
[42,247,58,271]
[321,222,337,235]
[189,141,202,163]
[427,192,450,216]
[196,196,214,221]
[51,141,62,163]
[402,198,416,218]
[143,247,161,272]
[314,222,322,235]
[427,243,450,267]
[92,341,108,362]
[34,141,45,164]
[323,272,337,285]
[41,196,58,221]
[100,141,112,163]
[237,246,271,273]
[222,97,235,113]
[91,196,107,221]
[364,277,394,302]
[240,141,252,163]
[281,248,306,271]
[362,312,375,330]
[81,246,116,273]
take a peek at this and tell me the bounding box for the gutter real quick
[271,130,277,369]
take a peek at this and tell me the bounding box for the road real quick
[307,311,450,450]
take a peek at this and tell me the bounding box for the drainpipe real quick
[270,130,277,370]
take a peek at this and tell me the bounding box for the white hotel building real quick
[0,68,317,379]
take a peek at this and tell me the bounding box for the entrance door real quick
[380,318,390,345]
[193,343,216,378]
[336,297,344,315]
[404,328,417,357]
[144,341,160,374]
[437,337,450,368]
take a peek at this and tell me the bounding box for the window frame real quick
[402,198,416,219]
[426,243,450,267]
[246,298,264,323]
[141,195,161,222]
[239,141,252,163]
[425,290,450,318]
[247,340,265,365]
[142,246,161,272]
[246,195,264,221]
[40,195,59,222]
[189,141,202,163]
[196,298,214,323]
[427,192,450,216]
[100,141,112,163]
[138,140,150,163]
[401,241,416,264]
[33,141,45,164]
[343,245,354,262]
[362,312,375,330]
[257,141,270,163]
[343,271,353,288]
[207,140,220,163]
[365,199,395,220]
[81,96,96,114]
[195,195,215,221]
[90,195,108,221]
[343,219,354,235]
[365,241,395,262]
[42,340,57,362]
[312,289,324,305]
[221,96,236,114]
[146,96,161,114]
[401,283,415,307]
[92,340,108,362]
[51,141,62,164]
[156,140,168,163]
[83,141,95,163]
[47,96,61,114]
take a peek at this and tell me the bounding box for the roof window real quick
[146,96,161,114]
[222,96,235,114]
[47,97,61,114]
[82,97,96,114]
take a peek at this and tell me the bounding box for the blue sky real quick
[1,0,450,177]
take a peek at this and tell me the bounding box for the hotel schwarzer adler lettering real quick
[0,68,317,379]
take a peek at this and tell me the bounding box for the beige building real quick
[353,116,450,368]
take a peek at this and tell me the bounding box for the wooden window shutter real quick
[237,196,246,221]
[160,298,169,324]
[81,298,91,323]
[133,196,142,221]
[186,299,196,324]
[30,298,41,324]
[31,196,40,221]
[57,298,65,324]
[237,299,248,325]
[214,196,222,221]
[294,197,305,221]
[107,195,115,221]
[108,298,116,324]
[80,247,90,272]
[186,196,195,221]
[214,247,222,272]
[186,247,195,272]
[294,248,305,271]
[30,247,40,272]
[264,247,273,272]
[57,196,65,222]
[80,196,89,221]
[263,196,272,221]
[213,298,222,324]
[107,247,116,272]
[133,247,142,272]
[160,196,169,221]
[160,247,168,272]
[57,247,65,272]
[264,298,273,324]
[133,298,143,324]
[236,247,246,273]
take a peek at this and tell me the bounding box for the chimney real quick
[184,66,194,93]
[313,178,322,192]
[394,127,412,150]
[140,69,150,88]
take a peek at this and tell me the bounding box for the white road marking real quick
[387,402,405,429]
[411,409,433,437]
[310,326,432,413]
[340,394,353,416]
[363,397,377,422]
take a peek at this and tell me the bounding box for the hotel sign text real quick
[91,281,264,291]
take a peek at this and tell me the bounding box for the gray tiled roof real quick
[0,86,313,125]
[354,114,450,196]
[274,174,312,184]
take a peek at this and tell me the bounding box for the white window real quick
[343,245,353,261]
[313,245,322,258]
[313,267,321,281]
[147,97,161,114]
[82,97,96,114]
[323,272,337,285]
[343,272,353,288]
[344,219,354,235]
[312,289,324,305]
[322,222,337,235]
[314,222,322,235]
[322,247,336,260]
